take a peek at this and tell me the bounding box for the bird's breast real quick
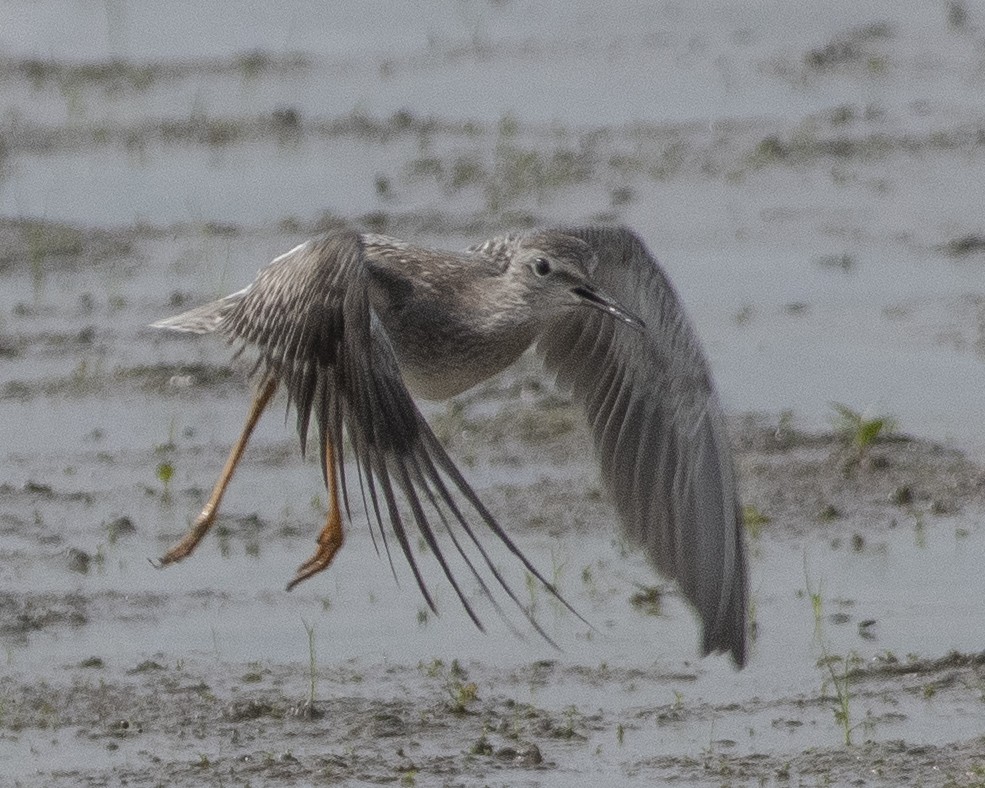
[391,320,536,401]
[378,305,536,401]
[366,257,537,400]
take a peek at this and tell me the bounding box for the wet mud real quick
[3,406,985,786]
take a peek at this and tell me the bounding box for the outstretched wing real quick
[537,226,747,666]
[172,228,579,641]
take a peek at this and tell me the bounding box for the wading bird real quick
[153,225,747,666]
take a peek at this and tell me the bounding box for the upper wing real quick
[537,226,747,666]
[214,228,579,641]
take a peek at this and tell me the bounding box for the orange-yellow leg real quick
[155,376,278,567]
[285,433,345,591]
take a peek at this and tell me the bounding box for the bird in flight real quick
[152,224,747,666]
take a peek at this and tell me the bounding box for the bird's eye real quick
[533,257,552,276]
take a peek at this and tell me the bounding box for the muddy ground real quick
[3,388,985,787]
[3,2,985,786]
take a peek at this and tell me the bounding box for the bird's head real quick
[511,232,645,330]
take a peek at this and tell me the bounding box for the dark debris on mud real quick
[0,50,310,94]
[0,361,242,402]
[635,736,985,787]
[733,413,985,540]
[2,419,985,785]
[0,218,135,273]
[0,663,588,787]
[848,649,985,680]
[3,649,985,787]
[0,591,89,638]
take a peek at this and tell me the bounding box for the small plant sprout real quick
[830,402,897,472]
[155,419,178,454]
[425,659,477,714]
[561,704,579,737]
[803,552,824,633]
[701,717,718,763]
[420,658,444,678]
[154,421,178,500]
[914,510,927,549]
[817,651,864,746]
[303,618,317,708]
[774,409,795,445]
[629,585,663,617]
[672,690,685,711]
[295,618,323,720]
[400,769,417,787]
[155,460,174,498]
[446,679,479,714]
[742,504,770,539]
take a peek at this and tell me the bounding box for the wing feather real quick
[537,226,747,666]
[158,227,578,641]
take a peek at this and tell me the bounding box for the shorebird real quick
[152,224,747,666]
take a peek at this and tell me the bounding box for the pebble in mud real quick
[224,699,278,721]
[890,485,914,505]
[471,733,543,766]
[366,711,409,738]
[66,547,92,573]
[105,515,136,540]
[289,700,325,720]
[858,619,878,640]
[109,719,143,737]
[494,743,543,766]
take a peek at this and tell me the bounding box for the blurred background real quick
[3,0,985,455]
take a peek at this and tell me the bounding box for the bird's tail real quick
[150,288,247,334]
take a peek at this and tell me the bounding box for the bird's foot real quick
[286,532,343,592]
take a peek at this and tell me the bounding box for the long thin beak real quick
[572,285,646,331]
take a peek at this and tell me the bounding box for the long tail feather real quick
[151,288,248,334]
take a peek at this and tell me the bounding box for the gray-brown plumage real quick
[153,224,747,666]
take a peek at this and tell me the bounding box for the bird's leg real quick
[286,432,345,591]
[156,375,278,567]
